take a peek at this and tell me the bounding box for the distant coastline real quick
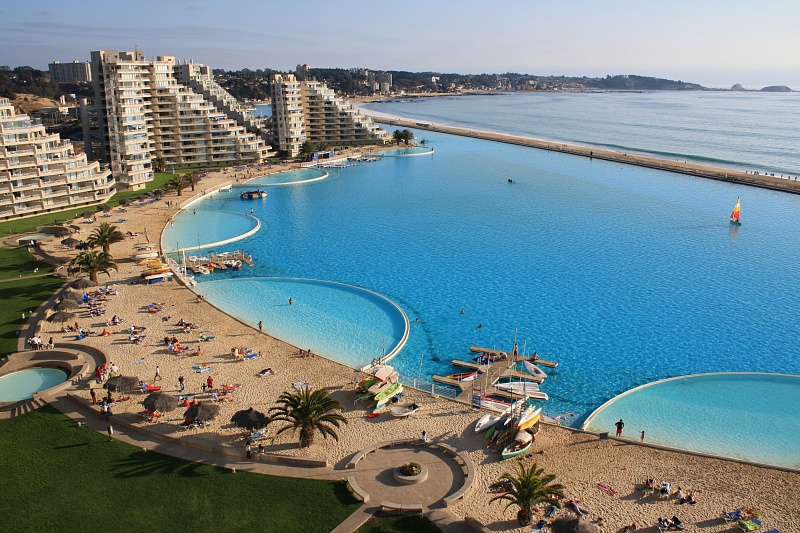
[369,116,800,195]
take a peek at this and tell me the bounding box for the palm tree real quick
[268,388,347,448]
[152,157,166,173]
[401,129,415,145]
[489,462,565,526]
[68,250,117,283]
[167,173,191,196]
[86,222,125,255]
[298,140,316,161]
[392,129,404,145]
[185,171,201,192]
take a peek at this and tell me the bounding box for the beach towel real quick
[596,482,618,496]
[135,358,146,364]
[293,380,312,391]
[192,364,213,373]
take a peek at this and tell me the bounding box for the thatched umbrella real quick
[230,407,268,430]
[104,375,141,393]
[185,402,220,421]
[143,392,178,413]
[73,278,98,289]
[62,291,84,302]
[52,300,80,312]
[61,237,80,247]
[47,311,76,323]
[54,228,72,237]
[118,198,130,206]
[549,517,598,533]
[82,210,94,219]
[102,204,113,213]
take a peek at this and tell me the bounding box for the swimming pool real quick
[240,168,327,186]
[161,208,259,251]
[582,373,800,470]
[0,368,68,402]
[16,233,54,244]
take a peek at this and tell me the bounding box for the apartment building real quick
[49,60,92,83]
[88,48,269,189]
[0,98,114,220]
[270,73,389,157]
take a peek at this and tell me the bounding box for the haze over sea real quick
[360,91,800,176]
[181,91,800,427]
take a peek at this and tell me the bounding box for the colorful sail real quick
[730,197,741,222]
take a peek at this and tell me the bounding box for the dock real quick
[469,346,558,368]
[501,368,543,384]
[485,386,549,401]
[184,250,254,273]
[431,375,470,390]
[451,360,492,371]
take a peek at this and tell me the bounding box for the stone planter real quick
[393,463,428,485]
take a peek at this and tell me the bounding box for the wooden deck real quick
[469,346,558,368]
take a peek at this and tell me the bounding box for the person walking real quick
[641,430,645,442]
[154,365,162,382]
[90,388,97,405]
[258,321,263,334]
[421,430,428,443]
[245,439,252,459]
[615,419,624,437]
[178,375,185,392]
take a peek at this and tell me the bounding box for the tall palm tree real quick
[401,129,415,145]
[298,140,315,161]
[152,157,166,173]
[489,462,565,526]
[68,250,117,283]
[268,388,347,448]
[392,129,404,145]
[86,222,125,255]
[185,171,201,192]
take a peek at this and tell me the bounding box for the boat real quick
[370,365,396,382]
[145,272,173,280]
[374,383,403,405]
[730,197,741,225]
[495,381,541,394]
[523,361,547,380]
[368,378,398,397]
[389,403,420,418]
[133,251,159,259]
[473,354,497,365]
[190,265,211,275]
[519,413,541,432]
[475,413,501,432]
[445,371,481,382]
[518,407,542,431]
[133,243,156,250]
[240,190,267,200]
[480,396,511,412]
[501,431,534,460]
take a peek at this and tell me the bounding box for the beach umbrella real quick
[230,407,268,430]
[118,198,130,206]
[185,402,220,421]
[549,517,598,533]
[52,300,79,312]
[54,228,72,236]
[61,237,80,247]
[47,311,76,323]
[143,392,179,413]
[73,278,98,289]
[102,204,113,213]
[82,211,94,219]
[104,376,140,393]
[62,291,84,302]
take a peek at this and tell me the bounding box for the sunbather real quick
[257,368,275,377]
[670,516,684,530]
[567,500,588,516]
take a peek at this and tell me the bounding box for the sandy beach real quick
[34,164,800,532]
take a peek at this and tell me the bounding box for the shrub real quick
[399,462,421,476]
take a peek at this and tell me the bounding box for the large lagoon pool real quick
[177,127,800,459]
[0,368,68,402]
[583,373,800,470]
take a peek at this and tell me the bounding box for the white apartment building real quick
[0,98,114,220]
[270,73,389,157]
[88,49,269,189]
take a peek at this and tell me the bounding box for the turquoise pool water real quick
[240,168,327,186]
[0,368,68,402]
[16,233,53,244]
[582,373,800,470]
[382,147,435,156]
[197,278,407,367]
[175,127,800,442]
[162,208,259,251]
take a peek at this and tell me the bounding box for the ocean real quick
[360,91,800,176]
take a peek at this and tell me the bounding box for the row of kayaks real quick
[356,365,407,414]
[475,400,542,460]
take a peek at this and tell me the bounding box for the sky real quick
[1,0,799,88]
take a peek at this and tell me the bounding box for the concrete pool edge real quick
[194,276,410,370]
[238,168,329,187]
[161,210,261,253]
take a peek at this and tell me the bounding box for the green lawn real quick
[356,515,442,533]
[0,276,66,355]
[0,246,55,280]
[0,405,362,533]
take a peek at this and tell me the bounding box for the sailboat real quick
[730,197,741,226]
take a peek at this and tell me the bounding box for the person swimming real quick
[475,323,482,330]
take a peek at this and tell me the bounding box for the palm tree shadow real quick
[110,451,208,479]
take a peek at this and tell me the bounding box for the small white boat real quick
[475,413,501,432]
[133,243,156,250]
[523,361,547,380]
[518,406,542,429]
[368,378,397,396]
[144,272,173,280]
[390,403,420,418]
[133,251,159,259]
[370,365,395,382]
[191,265,211,275]
[495,381,540,393]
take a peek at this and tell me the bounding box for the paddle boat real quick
[501,430,534,460]
[241,190,267,200]
[475,413,501,433]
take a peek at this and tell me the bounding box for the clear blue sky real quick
[1,0,798,88]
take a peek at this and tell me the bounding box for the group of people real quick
[27,336,53,350]
[93,362,119,383]
[657,516,684,530]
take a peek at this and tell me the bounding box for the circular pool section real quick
[196,277,408,369]
[0,368,68,402]
[162,209,259,251]
[240,168,327,186]
[382,147,434,156]
[582,373,800,470]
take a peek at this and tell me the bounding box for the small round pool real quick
[0,368,68,402]
[582,372,800,470]
[16,233,53,244]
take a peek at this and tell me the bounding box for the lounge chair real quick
[723,511,745,523]
[736,519,762,532]
[250,428,269,440]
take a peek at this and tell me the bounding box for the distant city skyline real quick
[1,0,798,89]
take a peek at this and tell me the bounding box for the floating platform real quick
[451,359,492,371]
[432,375,470,390]
[469,346,558,368]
